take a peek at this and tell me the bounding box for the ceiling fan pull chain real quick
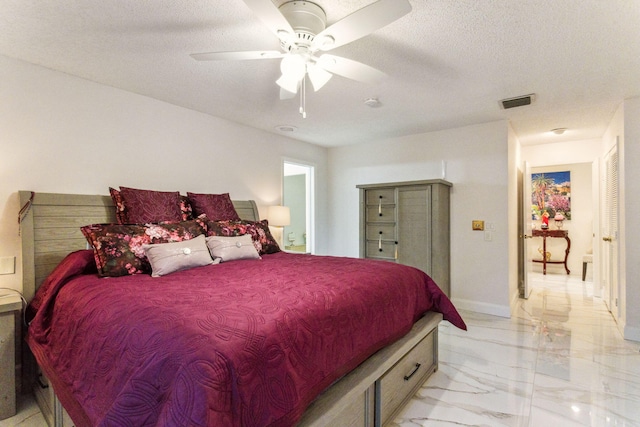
[299,76,307,118]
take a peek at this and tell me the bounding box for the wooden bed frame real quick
[19,190,441,427]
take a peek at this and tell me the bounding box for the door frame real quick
[602,141,619,317]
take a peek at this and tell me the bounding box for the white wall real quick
[522,138,602,165]
[622,97,640,340]
[0,55,329,293]
[327,121,512,317]
[601,97,640,342]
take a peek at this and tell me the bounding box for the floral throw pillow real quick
[81,218,207,277]
[186,192,240,221]
[206,219,280,255]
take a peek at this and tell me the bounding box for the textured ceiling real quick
[1,0,638,147]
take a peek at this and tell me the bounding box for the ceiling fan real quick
[190,0,412,117]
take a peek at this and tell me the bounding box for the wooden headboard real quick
[18,191,260,302]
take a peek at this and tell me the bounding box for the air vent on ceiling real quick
[500,94,535,109]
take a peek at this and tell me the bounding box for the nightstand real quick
[0,294,22,420]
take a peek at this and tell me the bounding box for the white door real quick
[519,161,534,298]
[602,142,619,316]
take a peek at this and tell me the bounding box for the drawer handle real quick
[37,374,49,389]
[404,363,422,381]
[378,232,383,251]
[378,196,383,216]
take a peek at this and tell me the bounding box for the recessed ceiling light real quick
[551,128,567,135]
[364,98,382,108]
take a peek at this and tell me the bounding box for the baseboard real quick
[623,323,640,342]
[449,297,511,318]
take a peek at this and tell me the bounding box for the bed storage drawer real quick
[377,330,436,425]
[33,368,55,426]
[33,369,75,427]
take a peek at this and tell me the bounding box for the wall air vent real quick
[500,94,535,109]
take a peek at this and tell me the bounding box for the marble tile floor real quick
[392,273,640,426]
[4,273,639,427]
[0,393,46,427]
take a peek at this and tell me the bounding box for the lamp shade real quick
[267,205,290,227]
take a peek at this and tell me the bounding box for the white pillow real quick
[206,235,261,262]
[142,234,213,277]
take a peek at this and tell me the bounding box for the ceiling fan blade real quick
[242,0,295,42]
[311,0,411,51]
[190,50,284,61]
[316,54,386,84]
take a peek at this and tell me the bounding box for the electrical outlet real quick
[484,231,492,241]
[472,220,484,231]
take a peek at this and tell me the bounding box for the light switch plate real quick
[472,220,484,231]
[0,256,15,275]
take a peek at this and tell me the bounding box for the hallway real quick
[393,273,640,426]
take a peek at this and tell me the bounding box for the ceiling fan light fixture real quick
[276,73,300,94]
[280,55,306,79]
[307,64,332,91]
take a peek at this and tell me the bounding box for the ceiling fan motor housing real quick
[279,1,327,49]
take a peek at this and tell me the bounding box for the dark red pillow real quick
[109,187,127,224]
[187,192,240,221]
[114,187,183,224]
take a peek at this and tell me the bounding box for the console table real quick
[532,229,571,275]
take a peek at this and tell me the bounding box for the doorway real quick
[521,162,597,297]
[283,161,314,253]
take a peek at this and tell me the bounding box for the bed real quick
[19,190,466,427]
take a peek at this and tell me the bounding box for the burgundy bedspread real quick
[27,250,465,427]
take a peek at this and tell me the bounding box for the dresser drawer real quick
[365,224,396,241]
[365,188,395,205]
[365,241,397,260]
[365,206,396,223]
[378,331,436,425]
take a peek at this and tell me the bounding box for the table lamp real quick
[267,206,290,247]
